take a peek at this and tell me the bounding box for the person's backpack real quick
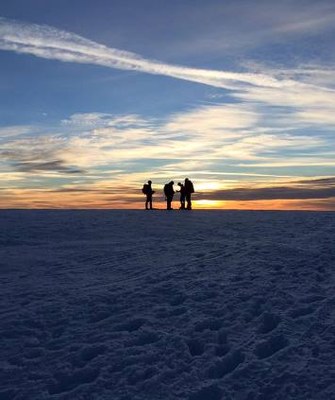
[164,184,169,196]
[185,180,194,193]
[142,184,149,194]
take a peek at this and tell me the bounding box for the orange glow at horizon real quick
[1,188,335,211]
[193,199,223,208]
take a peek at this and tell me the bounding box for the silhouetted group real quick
[142,179,194,210]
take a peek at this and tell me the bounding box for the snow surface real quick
[1,210,335,400]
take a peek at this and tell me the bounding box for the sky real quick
[1,0,335,210]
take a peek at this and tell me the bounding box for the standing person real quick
[142,180,155,210]
[177,182,186,209]
[184,178,194,210]
[164,181,175,210]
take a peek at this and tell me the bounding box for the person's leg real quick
[149,196,153,209]
[186,194,192,209]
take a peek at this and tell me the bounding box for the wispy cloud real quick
[2,17,335,132]
[273,12,335,35]
[162,1,335,57]
[14,160,83,174]
[2,107,328,181]
[0,134,84,175]
[199,177,335,201]
[0,17,297,90]
[0,125,33,139]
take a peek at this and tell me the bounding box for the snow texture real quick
[1,210,335,400]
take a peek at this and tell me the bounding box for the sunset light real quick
[1,2,335,210]
[193,199,224,209]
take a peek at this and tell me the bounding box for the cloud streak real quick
[0,17,297,90]
[2,17,335,132]
[1,108,327,181]
[14,160,83,174]
[199,177,335,201]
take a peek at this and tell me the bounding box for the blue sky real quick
[1,0,335,209]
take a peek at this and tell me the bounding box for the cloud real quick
[273,12,335,35]
[0,125,34,139]
[162,1,335,57]
[2,17,335,132]
[165,104,259,136]
[0,17,297,90]
[1,105,331,184]
[295,177,335,186]
[0,135,84,175]
[238,158,335,167]
[199,177,335,201]
[14,160,84,174]
[61,113,149,130]
[232,63,335,127]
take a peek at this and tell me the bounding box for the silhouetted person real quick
[164,181,175,210]
[177,182,186,209]
[184,178,194,210]
[142,180,155,210]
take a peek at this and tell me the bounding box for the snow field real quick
[1,210,335,399]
